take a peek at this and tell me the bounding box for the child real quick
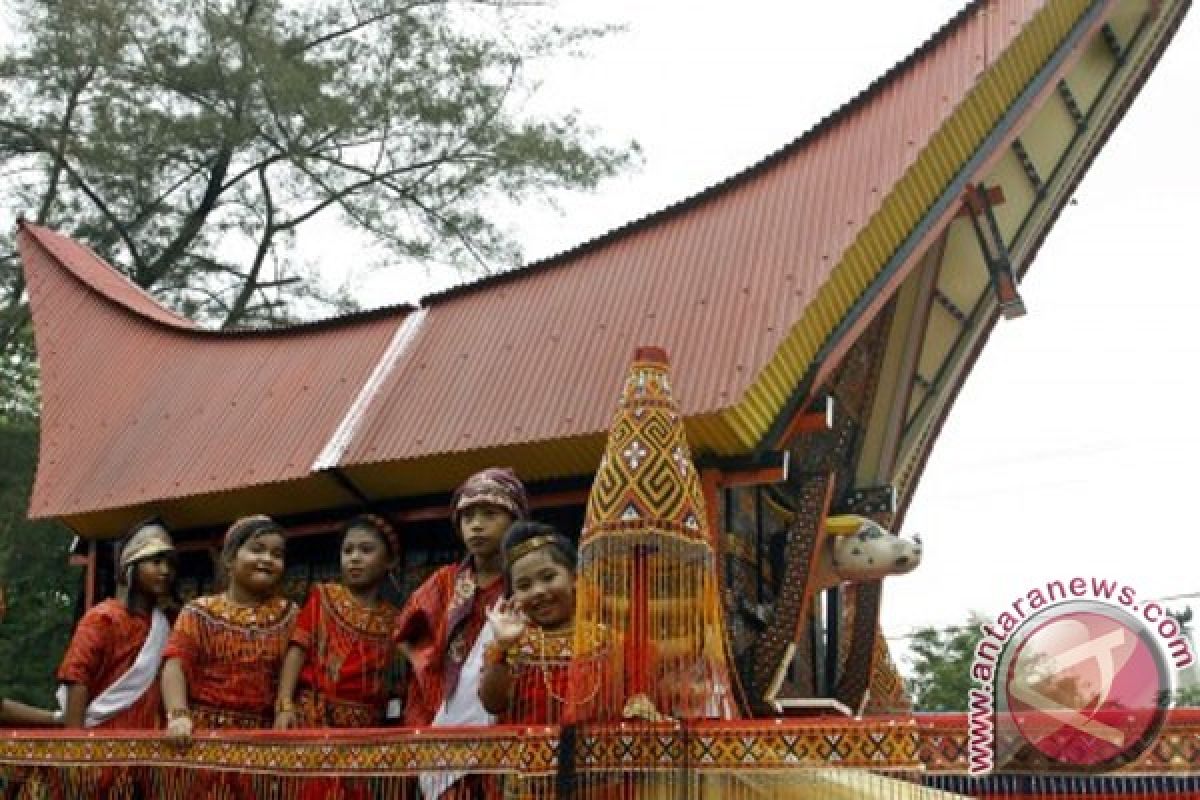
[396,468,527,800]
[56,518,177,729]
[275,514,400,729]
[481,522,618,800]
[161,515,296,739]
[394,467,529,727]
[480,521,614,725]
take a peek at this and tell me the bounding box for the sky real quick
[344,2,1200,653]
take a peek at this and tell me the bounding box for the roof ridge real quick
[311,307,429,471]
[421,0,988,306]
[17,220,417,335]
[18,220,200,331]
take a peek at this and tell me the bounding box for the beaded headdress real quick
[221,515,285,560]
[345,513,401,558]
[504,534,559,569]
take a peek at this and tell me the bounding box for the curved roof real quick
[24,224,200,331]
[423,2,989,307]
[20,223,406,524]
[339,0,1041,468]
[18,0,1188,535]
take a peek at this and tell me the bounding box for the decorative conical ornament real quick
[580,346,710,558]
[571,346,736,722]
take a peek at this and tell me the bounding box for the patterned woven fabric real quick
[291,583,396,727]
[161,594,297,726]
[573,347,736,722]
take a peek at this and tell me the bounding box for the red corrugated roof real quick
[26,226,200,331]
[20,224,406,519]
[19,0,1181,529]
[339,0,1037,466]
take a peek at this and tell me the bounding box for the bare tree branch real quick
[1,0,636,345]
[222,164,277,327]
[34,68,96,225]
[299,1,445,53]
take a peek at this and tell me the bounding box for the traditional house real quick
[5,0,1197,795]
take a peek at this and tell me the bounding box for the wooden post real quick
[84,539,98,609]
[700,468,723,551]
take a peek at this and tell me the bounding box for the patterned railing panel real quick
[1,713,1197,798]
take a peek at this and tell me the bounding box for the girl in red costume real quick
[274,514,401,800]
[481,520,617,725]
[480,521,618,800]
[161,515,296,737]
[275,514,401,730]
[57,518,178,730]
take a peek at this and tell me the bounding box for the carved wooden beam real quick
[773,394,835,446]
[835,579,883,710]
[953,184,1005,218]
[834,501,898,711]
[743,471,835,715]
[697,451,789,489]
[964,183,1026,319]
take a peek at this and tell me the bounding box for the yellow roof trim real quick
[716,0,1094,454]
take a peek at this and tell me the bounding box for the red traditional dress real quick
[291,583,397,727]
[492,623,618,800]
[287,585,397,800]
[495,623,614,726]
[162,594,297,729]
[56,599,162,729]
[394,560,504,727]
[53,600,167,797]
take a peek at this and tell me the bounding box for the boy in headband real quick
[395,467,527,800]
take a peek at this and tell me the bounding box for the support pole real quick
[84,539,98,609]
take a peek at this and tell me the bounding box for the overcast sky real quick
[344,2,1199,650]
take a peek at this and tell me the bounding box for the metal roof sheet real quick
[20,224,405,520]
[338,0,1050,466]
[17,0,1186,529]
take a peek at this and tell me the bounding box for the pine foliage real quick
[0,423,77,706]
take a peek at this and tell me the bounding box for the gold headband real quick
[505,534,559,568]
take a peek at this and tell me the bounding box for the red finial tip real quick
[633,346,669,365]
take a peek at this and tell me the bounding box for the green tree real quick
[905,613,990,712]
[0,0,638,394]
[1169,606,1198,707]
[1176,685,1200,707]
[0,423,78,706]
